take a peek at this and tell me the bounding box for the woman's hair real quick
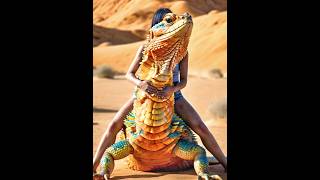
[151,8,172,28]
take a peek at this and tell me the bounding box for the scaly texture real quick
[98,12,222,180]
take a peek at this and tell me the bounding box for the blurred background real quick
[93,0,227,179]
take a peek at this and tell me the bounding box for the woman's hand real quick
[157,86,176,99]
[138,80,158,95]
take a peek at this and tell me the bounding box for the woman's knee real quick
[174,98,186,111]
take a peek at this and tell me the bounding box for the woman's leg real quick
[93,97,135,172]
[174,97,227,170]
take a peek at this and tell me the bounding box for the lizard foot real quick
[93,174,105,180]
[198,173,222,180]
[104,174,110,180]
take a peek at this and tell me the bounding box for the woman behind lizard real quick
[93,7,227,175]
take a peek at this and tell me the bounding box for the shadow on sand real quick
[111,169,194,179]
[111,167,226,179]
[93,107,118,113]
[111,173,165,179]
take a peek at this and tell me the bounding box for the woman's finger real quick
[157,92,167,99]
[147,87,157,93]
[149,85,158,91]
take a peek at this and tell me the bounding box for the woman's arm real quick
[125,45,144,86]
[125,45,157,94]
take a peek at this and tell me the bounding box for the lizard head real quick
[149,12,193,40]
[142,12,193,77]
[136,12,193,94]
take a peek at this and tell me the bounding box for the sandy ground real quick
[93,76,227,179]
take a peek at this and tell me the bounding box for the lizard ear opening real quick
[149,30,154,40]
[146,30,153,44]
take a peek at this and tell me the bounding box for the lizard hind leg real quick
[173,139,222,180]
[99,140,133,179]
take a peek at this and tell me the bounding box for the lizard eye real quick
[165,17,173,23]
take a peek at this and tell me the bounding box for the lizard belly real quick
[125,95,194,171]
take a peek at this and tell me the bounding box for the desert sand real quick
[93,0,227,179]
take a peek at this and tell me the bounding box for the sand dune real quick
[94,0,226,30]
[93,24,144,46]
[93,0,131,23]
[188,10,227,76]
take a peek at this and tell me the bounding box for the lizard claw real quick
[210,174,223,180]
[198,173,222,180]
[104,174,110,180]
[93,173,105,180]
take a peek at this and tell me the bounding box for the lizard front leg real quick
[95,140,133,180]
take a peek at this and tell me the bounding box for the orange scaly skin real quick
[96,12,222,180]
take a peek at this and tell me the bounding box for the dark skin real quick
[93,45,227,174]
